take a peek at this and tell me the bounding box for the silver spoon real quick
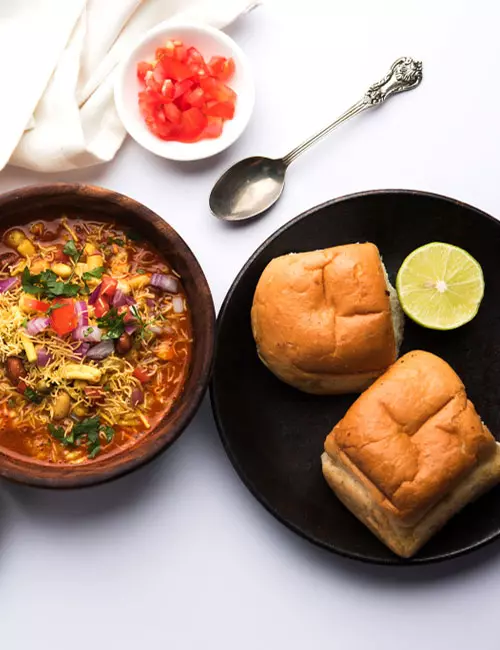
[210,56,423,222]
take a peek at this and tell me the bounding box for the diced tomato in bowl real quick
[135,38,237,144]
[114,22,255,160]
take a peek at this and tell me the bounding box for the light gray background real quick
[1,1,499,648]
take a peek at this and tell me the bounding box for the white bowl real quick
[114,22,255,162]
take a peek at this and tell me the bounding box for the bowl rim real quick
[114,20,255,162]
[0,183,215,488]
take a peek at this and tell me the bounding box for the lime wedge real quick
[396,242,484,330]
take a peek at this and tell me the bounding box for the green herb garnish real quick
[63,240,79,261]
[24,388,43,404]
[48,424,69,445]
[48,416,115,458]
[137,268,146,274]
[97,308,126,340]
[63,240,85,283]
[7,398,15,408]
[107,237,125,246]
[22,268,79,300]
[82,266,105,282]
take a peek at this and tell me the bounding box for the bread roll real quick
[321,350,500,558]
[251,243,403,394]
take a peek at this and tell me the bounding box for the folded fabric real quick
[1,0,257,173]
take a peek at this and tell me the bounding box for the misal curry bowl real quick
[0,184,215,488]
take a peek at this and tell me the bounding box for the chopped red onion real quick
[86,340,115,360]
[146,298,156,310]
[125,324,137,335]
[73,326,102,343]
[131,387,144,406]
[75,301,89,327]
[172,296,184,313]
[150,273,178,293]
[0,277,19,293]
[88,283,102,305]
[36,348,52,367]
[112,290,135,308]
[26,316,50,336]
[73,342,90,359]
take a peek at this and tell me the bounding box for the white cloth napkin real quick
[0,0,257,173]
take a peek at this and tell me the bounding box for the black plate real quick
[210,190,500,565]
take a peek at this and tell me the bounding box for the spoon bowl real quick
[210,156,287,222]
[209,57,423,222]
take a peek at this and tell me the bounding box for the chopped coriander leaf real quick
[80,284,90,295]
[73,416,100,439]
[22,268,79,299]
[24,388,43,404]
[84,326,94,336]
[103,383,111,392]
[63,240,79,261]
[21,317,28,327]
[7,398,15,408]
[22,267,42,295]
[82,266,105,282]
[40,270,80,299]
[48,424,68,445]
[103,426,114,444]
[107,237,125,246]
[70,417,115,458]
[137,268,146,274]
[88,441,101,459]
[97,308,126,340]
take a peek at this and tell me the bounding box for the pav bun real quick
[251,243,403,394]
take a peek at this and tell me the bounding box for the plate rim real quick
[210,188,500,565]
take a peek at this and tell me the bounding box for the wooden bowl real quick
[0,184,215,488]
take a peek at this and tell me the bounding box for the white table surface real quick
[1,1,500,648]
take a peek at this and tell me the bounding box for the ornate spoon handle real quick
[281,56,423,167]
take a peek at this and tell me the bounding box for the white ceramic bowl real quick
[114,22,255,162]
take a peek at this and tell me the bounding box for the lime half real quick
[396,242,484,330]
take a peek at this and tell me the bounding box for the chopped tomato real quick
[163,102,182,125]
[94,296,109,319]
[136,39,237,143]
[50,299,77,336]
[100,276,117,299]
[156,56,192,82]
[138,90,163,118]
[206,100,235,119]
[185,87,205,108]
[178,108,207,142]
[208,56,235,82]
[161,79,175,102]
[20,295,50,314]
[133,367,152,383]
[185,47,209,77]
[172,78,194,101]
[203,116,224,139]
[17,380,27,394]
[200,77,236,103]
[137,61,153,82]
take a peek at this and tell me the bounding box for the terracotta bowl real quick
[0,184,215,488]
